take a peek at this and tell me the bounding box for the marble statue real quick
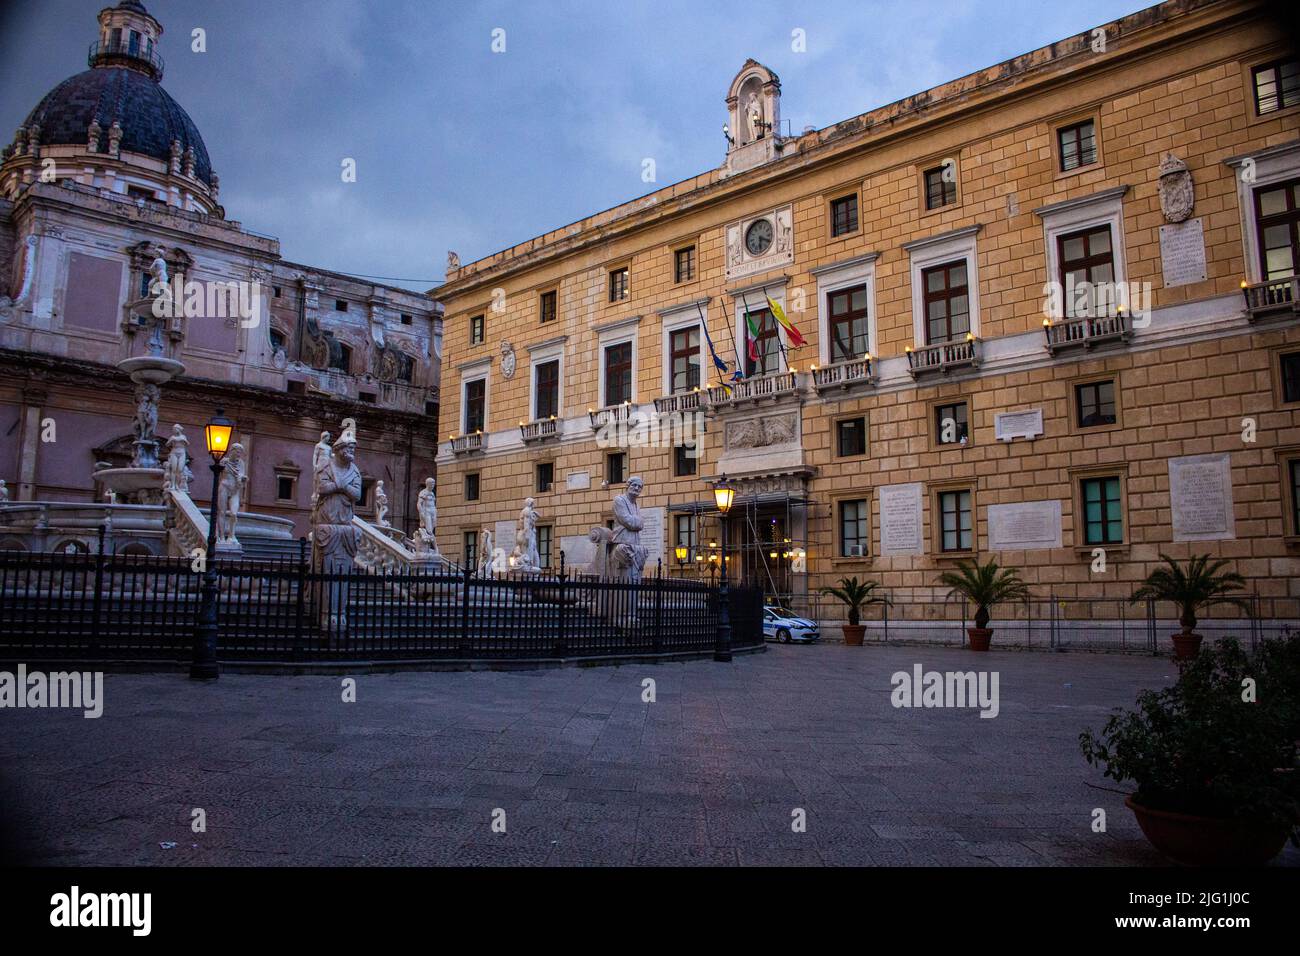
[609,476,647,582]
[374,479,389,527]
[214,443,247,548]
[0,479,9,503]
[477,528,494,576]
[312,424,362,631]
[447,250,460,272]
[162,424,191,494]
[131,384,161,468]
[746,92,764,141]
[510,497,541,571]
[148,247,169,294]
[415,477,438,552]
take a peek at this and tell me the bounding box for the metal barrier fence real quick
[0,549,763,663]
[784,589,1297,653]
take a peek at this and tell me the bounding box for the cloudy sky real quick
[1,0,1143,291]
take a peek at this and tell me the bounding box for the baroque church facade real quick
[433,0,1300,616]
[0,2,442,551]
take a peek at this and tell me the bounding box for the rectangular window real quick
[539,290,557,324]
[830,194,859,237]
[938,489,973,552]
[335,300,348,312]
[536,462,554,494]
[537,525,553,570]
[464,472,480,502]
[607,451,626,485]
[400,312,412,325]
[744,307,781,376]
[1282,351,1300,403]
[609,267,629,302]
[827,284,870,362]
[924,165,957,209]
[463,378,486,433]
[1059,226,1115,317]
[603,341,633,406]
[935,402,968,444]
[922,262,970,345]
[670,326,700,393]
[837,417,866,457]
[1291,459,1300,535]
[1057,119,1097,172]
[1254,179,1300,281]
[1253,59,1300,115]
[839,499,868,557]
[674,443,698,477]
[1076,380,1117,427]
[276,476,295,502]
[534,358,560,419]
[328,343,352,373]
[464,531,478,569]
[470,314,484,345]
[674,514,697,555]
[1081,476,1123,545]
[674,246,696,283]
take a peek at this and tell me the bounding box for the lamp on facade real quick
[191,408,234,681]
[711,474,736,662]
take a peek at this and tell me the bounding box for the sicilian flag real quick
[767,295,806,348]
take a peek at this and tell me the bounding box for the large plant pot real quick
[841,624,865,646]
[966,627,992,651]
[1172,632,1203,660]
[1125,796,1290,866]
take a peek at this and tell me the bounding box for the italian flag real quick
[744,307,761,362]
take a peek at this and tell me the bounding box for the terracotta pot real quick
[1125,796,1290,866]
[842,624,865,646]
[1172,632,1203,660]
[966,627,992,651]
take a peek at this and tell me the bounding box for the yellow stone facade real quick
[434,0,1300,618]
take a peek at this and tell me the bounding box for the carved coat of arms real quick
[1158,153,1194,224]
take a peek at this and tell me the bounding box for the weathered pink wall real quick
[35,408,134,496]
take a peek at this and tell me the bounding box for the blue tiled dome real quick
[21,65,212,186]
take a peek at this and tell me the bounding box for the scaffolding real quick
[668,489,814,612]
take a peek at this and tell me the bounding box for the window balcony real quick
[653,390,703,415]
[1242,276,1299,323]
[520,417,559,444]
[811,356,874,394]
[1042,311,1129,356]
[588,403,632,430]
[451,433,483,456]
[706,370,800,408]
[906,337,980,379]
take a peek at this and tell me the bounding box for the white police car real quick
[763,607,819,643]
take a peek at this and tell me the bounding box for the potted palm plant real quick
[1080,634,1299,866]
[936,558,1029,651]
[1130,554,1250,660]
[820,577,890,646]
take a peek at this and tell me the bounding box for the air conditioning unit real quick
[846,544,866,558]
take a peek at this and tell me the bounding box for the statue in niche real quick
[215,443,247,548]
[745,91,764,141]
[163,424,192,494]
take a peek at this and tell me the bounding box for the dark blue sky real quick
[2,0,1145,290]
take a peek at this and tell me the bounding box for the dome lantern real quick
[89,2,164,81]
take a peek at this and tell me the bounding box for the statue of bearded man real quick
[312,434,362,573]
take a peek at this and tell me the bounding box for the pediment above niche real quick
[724,60,782,175]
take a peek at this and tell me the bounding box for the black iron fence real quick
[0,548,763,663]
[787,589,1297,653]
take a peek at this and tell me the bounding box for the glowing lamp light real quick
[966,332,975,341]
[204,409,235,463]
[904,345,912,353]
[1240,279,1249,289]
[674,545,688,564]
[1042,317,1051,327]
[713,475,736,515]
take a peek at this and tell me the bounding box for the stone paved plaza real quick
[2,644,1297,867]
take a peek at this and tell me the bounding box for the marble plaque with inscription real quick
[495,520,517,553]
[1169,452,1235,541]
[994,409,1043,441]
[565,470,591,491]
[640,506,665,572]
[1159,218,1208,287]
[879,483,923,556]
[988,500,1062,551]
[560,534,595,570]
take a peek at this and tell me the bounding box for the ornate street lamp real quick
[674,544,688,577]
[711,474,736,662]
[191,408,233,681]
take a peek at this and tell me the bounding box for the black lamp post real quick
[712,474,736,663]
[191,408,233,681]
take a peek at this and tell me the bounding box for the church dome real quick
[21,66,213,187]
